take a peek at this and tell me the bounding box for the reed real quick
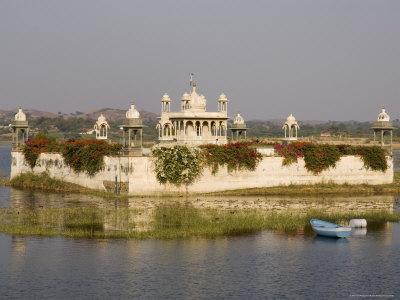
[0,206,398,239]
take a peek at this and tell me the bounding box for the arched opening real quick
[186,121,194,137]
[163,124,171,137]
[211,122,216,136]
[202,121,209,137]
[196,121,201,136]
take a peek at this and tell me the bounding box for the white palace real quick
[156,81,229,145]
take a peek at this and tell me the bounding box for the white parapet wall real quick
[11,151,394,195]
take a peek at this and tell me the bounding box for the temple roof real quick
[126,101,140,119]
[14,107,26,122]
[377,106,390,122]
[283,113,299,128]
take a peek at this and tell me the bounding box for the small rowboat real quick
[310,219,351,238]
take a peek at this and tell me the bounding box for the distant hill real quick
[69,108,159,124]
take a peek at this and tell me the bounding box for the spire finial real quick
[132,100,134,105]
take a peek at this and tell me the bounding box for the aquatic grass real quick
[8,172,133,198]
[10,172,89,193]
[0,206,398,239]
[0,178,10,186]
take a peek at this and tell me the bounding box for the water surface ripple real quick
[0,225,399,299]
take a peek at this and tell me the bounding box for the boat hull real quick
[310,219,352,238]
[311,225,352,238]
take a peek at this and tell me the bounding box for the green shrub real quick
[357,146,387,172]
[152,145,203,186]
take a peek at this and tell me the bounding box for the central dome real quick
[189,82,207,111]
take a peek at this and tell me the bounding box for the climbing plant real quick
[275,142,388,174]
[336,144,387,172]
[152,145,203,186]
[200,142,262,174]
[273,144,304,166]
[301,143,341,174]
[62,139,121,176]
[23,132,61,168]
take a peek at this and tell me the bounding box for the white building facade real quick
[157,81,229,145]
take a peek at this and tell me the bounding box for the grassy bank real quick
[9,172,90,193]
[2,171,400,197]
[0,206,398,239]
[6,172,131,198]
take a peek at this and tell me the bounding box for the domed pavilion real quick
[230,112,248,141]
[11,107,29,149]
[94,113,110,140]
[157,81,229,145]
[372,106,395,151]
[282,113,300,141]
[121,101,143,156]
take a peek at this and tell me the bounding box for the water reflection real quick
[0,188,397,239]
[3,187,397,211]
[313,235,350,244]
[393,152,400,171]
[351,228,367,236]
[11,235,27,254]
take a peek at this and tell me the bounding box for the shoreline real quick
[2,171,399,198]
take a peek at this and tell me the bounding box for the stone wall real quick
[11,151,394,195]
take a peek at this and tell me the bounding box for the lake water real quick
[0,145,400,299]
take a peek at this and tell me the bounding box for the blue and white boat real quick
[310,219,351,238]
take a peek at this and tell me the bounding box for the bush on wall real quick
[62,139,121,176]
[152,145,203,186]
[275,142,388,174]
[152,142,262,186]
[23,133,121,175]
[200,142,262,174]
[23,133,61,168]
[336,144,387,172]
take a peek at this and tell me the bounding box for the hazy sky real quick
[1,0,399,121]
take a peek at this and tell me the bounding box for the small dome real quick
[161,93,171,102]
[234,112,245,125]
[286,113,296,122]
[126,101,140,119]
[97,113,107,124]
[218,92,228,102]
[377,106,390,122]
[283,113,299,129]
[14,107,26,121]
[181,92,190,101]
